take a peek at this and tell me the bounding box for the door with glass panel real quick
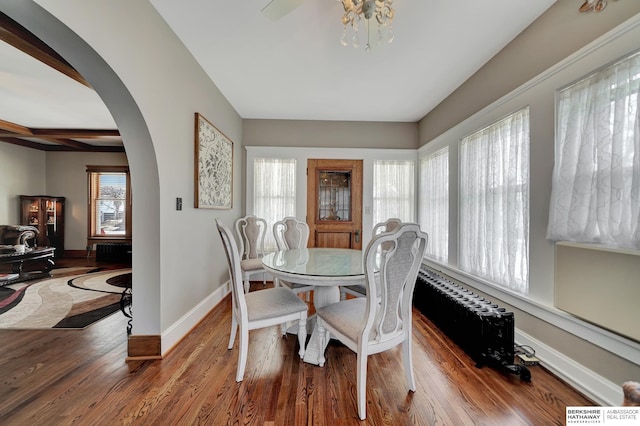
[307,159,362,249]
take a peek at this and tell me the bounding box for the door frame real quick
[306,159,363,249]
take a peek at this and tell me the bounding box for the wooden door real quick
[307,159,363,249]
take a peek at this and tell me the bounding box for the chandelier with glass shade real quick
[339,0,394,51]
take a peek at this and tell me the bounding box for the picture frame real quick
[194,113,233,209]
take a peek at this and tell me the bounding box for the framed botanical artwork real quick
[194,113,233,209]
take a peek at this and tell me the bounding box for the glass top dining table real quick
[261,248,366,284]
[262,247,367,365]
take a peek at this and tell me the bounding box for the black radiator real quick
[414,268,530,381]
[96,242,132,263]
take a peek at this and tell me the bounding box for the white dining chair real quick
[316,222,428,420]
[216,219,308,382]
[273,217,314,301]
[235,215,268,292]
[341,218,403,299]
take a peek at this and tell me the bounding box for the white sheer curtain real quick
[372,160,415,225]
[419,147,449,263]
[254,158,296,252]
[459,107,530,293]
[547,51,640,249]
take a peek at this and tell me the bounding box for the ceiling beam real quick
[0,118,33,136]
[40,136,94,150]
[0,136,48,150]
[0,134,89,150]
[31,128,120,138]
[0,119,121,151]
[0,122,120,139]
[49,145,125,153]
[0,136,125,153]
[0,11,90,88]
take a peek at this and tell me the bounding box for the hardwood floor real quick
[0,265,593,425]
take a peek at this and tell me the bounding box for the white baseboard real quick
[515,330,622,406]
[161,280,231,355]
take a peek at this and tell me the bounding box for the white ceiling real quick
[0,0,556,150]
[149,0,556,122]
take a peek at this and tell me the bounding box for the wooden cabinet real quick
[19,195,65,257]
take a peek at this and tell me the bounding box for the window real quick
[87,166,131,239]
[372,160,415,225]
[548,50,640,250]
[459,107,530,293]
[419,147,449,263]
[253,158,296,251]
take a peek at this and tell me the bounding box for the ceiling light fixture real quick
[339,0,394,52]
[579,0,608,13]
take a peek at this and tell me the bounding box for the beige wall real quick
[0,143,46,224]
[419,0,640,143]
[244,119,419,149]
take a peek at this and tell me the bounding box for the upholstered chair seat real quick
[240,258,264,274]
[244,288,309,322]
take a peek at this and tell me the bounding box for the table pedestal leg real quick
[303,285,340,365]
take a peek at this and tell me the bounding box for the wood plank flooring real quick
[0,271,593,425]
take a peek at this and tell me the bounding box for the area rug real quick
[0,268,131,329]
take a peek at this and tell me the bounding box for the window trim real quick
[86,165,132,245]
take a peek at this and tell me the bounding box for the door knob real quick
[355,229,360,243]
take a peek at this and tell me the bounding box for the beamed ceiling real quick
[0,12,123,153]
